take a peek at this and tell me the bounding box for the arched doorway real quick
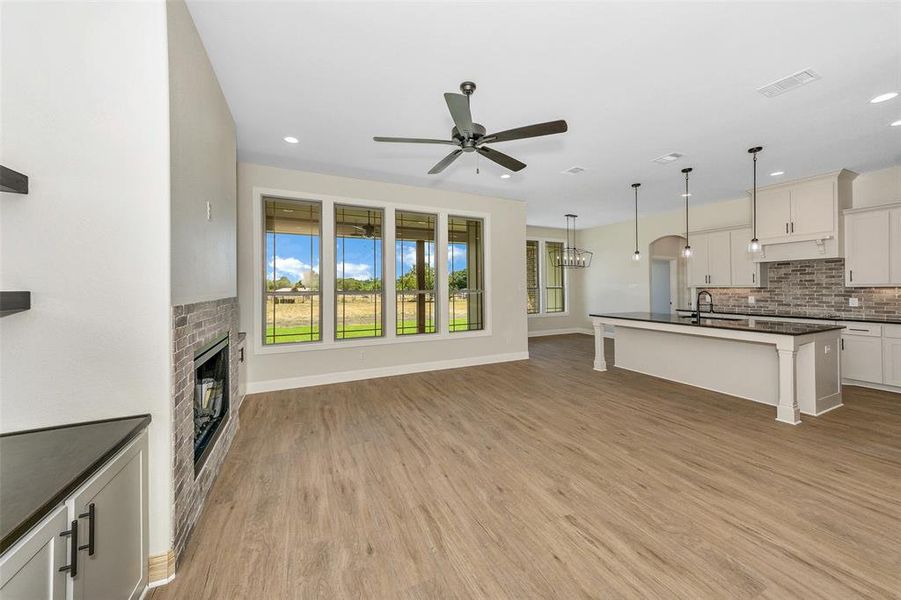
[648,235,689,314]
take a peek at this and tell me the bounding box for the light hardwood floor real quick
[151,335,901,599]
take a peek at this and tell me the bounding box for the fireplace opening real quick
[193,335,229,474]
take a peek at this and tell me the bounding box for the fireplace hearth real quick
[193,335,229,473]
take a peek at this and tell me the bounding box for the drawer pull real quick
[848,328,869,332]
[59,520,78,577]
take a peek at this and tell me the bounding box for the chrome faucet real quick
[694,290,714,323]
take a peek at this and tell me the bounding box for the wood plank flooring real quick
[151,335,901,599]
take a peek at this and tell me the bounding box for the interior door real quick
[755,188,791,239]
[790,179,835,237]
[650,259,672,314]
[730,228,756,286]
[687,234,709,287]
[706,230,732,286]
[845,210,890,286]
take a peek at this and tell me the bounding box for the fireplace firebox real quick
[193,336,229,473]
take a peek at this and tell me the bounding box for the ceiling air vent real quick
[652,152,683,165]
[757,69,821,98]
[562,166,586,175]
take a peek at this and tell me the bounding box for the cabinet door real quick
[0,505,68,600]
[706,230,732,286]
[790,179,835,237]
[883,338,901,387]
[845,210,890,286]
[756,188,791,239]
[71,432,148,600]
[730,228,758,287]
[891,209,901,284]
[687,234,709,287]
[841,335,883,384]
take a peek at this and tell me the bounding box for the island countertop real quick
[590,312,846,336]
[0,414,151,554]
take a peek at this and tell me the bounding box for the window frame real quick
[262,196,323,346]
[334,203,386,341]
[525,239,540,315]
[527,238,569,318]
[395,210,439,337]
[448,215,485,333]
[251,186,492,355]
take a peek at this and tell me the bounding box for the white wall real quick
[238,163,528,391]
[573,164,901,324]
[168,0,237,305]
[525,226,589,335]
[0,1,173,555]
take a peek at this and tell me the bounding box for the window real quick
[264,197,321,344]
[545,241,565,313]
[525,240,539,314]
[448,216,484,332]
[335,205,383,339]
[396,211,437,335]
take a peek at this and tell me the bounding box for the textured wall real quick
[705,258,901,321]
[171,297,240,562]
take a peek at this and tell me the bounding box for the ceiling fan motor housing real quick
[453,123,486,149]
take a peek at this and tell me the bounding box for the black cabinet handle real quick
[78,503,95,556]
[752,272,756,284]
[785,223,789,234]
[59,520,78,577]
[841,338,844,351]
[791,222,794,233]
[849,270,853,283]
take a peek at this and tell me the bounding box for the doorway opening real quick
[648,235,689,314]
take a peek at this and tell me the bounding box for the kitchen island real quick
[590,312,845,424]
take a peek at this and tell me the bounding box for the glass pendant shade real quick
[632,250,641,262]
[748,238,761,253]
[682,245,693,258]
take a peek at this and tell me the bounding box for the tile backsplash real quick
[702,258,901,321]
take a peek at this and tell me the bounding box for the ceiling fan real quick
[373,81,568,174]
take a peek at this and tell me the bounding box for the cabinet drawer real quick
[883,324,901,339]
[839,322,882,337]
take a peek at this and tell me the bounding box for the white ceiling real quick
[186,1,901,228]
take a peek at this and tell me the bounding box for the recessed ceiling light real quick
[891,119,901,127]
[283,136,299,144]
[500,173,511,179]
[770,171,785,176]
[870,92,898,104]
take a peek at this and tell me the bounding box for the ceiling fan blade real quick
[444,93,474,138]
[373,136,457,145]
[477,146,526,172]
[480,120,568,144]
[428,149,463,174]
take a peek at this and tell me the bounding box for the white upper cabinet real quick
[687,233,711,287]
[844,203,901,287]
[729,228,765,287]
[753,170,855,262]
[706,231,733,286]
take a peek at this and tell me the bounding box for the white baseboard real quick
[246,351,530,394]
[527,328,593,338]
[842,379,901,394]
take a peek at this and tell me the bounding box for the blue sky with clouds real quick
[267,233,468,285]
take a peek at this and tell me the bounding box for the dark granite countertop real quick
[591,312,845,336]
[674,308,901,325]
[0,414,151,554]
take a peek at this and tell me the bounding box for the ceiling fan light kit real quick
[374,81,568,174]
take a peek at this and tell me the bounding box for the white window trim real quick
[252,186,492,356]
[527,237,570,318]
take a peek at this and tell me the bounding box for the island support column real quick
[593,321,607,371]
[776,344,802,425]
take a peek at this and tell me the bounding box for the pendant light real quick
[748,146,763,253]
[631,183,642,261]
[558,214,593,268]
[681,167,693,258]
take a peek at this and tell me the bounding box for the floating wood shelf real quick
[0,166,28,194]
[0,292,31,317]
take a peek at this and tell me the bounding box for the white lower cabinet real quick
[0,430,148,600]
[883,338,901,388]
[841,334,883,384]
[0,506,68,600]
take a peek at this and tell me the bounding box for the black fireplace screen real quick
[194,336,229,472]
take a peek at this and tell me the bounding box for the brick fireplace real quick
[171,297,240,562]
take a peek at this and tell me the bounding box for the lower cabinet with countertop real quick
[0,416,150,600]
